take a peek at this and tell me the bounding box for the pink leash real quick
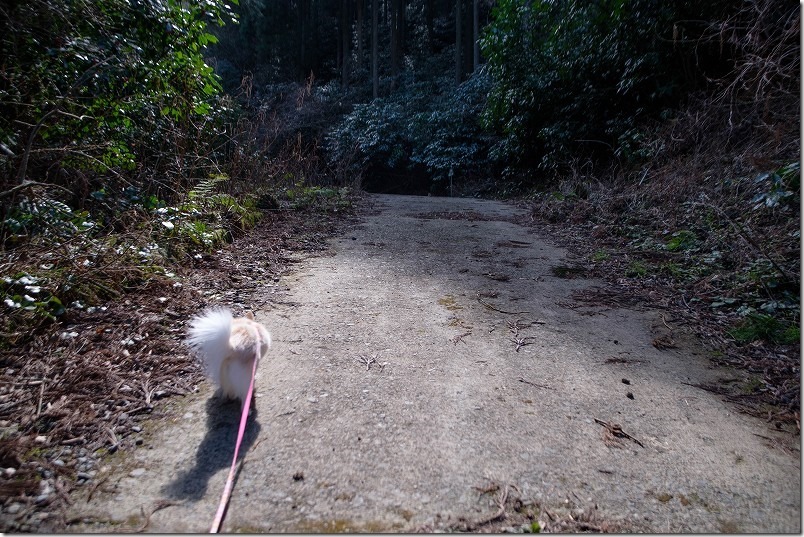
[209,347,260,533]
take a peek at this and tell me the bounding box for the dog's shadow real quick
[161,394,261,501]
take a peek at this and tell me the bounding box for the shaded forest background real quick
[0,1,799,529]
[2,0,798,351]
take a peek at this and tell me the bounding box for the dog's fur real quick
[186,308,271,404]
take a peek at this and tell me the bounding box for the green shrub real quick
[326,72,496,193]
[665,230,697,252]
[479,0,735,179]
[751,161,800,211]
[728,313,799,345]
[625,260,648,278]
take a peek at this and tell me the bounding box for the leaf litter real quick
[0,200,362,532]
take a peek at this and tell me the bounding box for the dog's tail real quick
[187,308,233,385]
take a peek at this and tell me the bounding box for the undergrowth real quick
[525,0,799,420]
[529,146,799,422]
[534,135,800,339]
[0,180,354,342]
[1,54,361,340]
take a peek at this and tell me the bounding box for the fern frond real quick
[188,174,229,200]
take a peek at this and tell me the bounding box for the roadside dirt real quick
[67,194,800,533]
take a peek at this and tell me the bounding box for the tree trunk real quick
[454,0,461,84]
[298,0,309,82]
[472,0,479,72]
[357,0,364,70]
[341,0,350,91]
[399,0,405,60]
[390,0,401,85]
[391,0,398,75]
[463,0,472,76]
[426,0,434,53]
[372,0,379,98]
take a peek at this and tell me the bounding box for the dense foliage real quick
[479,0,793,178]
[1,0,236,193]
[0,0,266,331]
[326,71,494,194]
[0,2,799,530]
[481,0,683,173]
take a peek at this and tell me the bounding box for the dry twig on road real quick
[451,331,472,345]
[423,482,518,533]
[518,377,554,390]
[594,418,645,448]
[356,354,377,371]
[356,353,388,372]
[507,319,546,333]
[136,499,182,533]
[476,293,530,315]
[509,336,538,352]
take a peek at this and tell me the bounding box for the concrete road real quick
[69,194,800,533]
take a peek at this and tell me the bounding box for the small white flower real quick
[161,221,174,230]
[23,295,35,302]
[4,298,21,308]
[157,297,168,303]
[24,285,41,294]
[17,276,36,285]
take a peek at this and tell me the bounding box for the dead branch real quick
[694,196,794,284]
[476,293,530,315]
[136,499,182,532]
[417,483,521,533]
[594,418,645,448]
[473,482,501,495]
[510,336,538,352]
[473,482,510,528]
[0,180,75,201]
[85,474,109,503]
[356,354,378,371]
[507,319,546,334]
[14,56,113,184]
[451,331,472,345]
[518,377,554,390]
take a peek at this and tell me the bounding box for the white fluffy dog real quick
[187,308,271,404]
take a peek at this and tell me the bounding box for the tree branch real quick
[15,56,114,184]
